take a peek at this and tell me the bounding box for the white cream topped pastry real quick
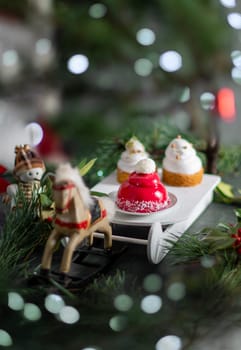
[162,135,203,187]
[163,136,202,174]
[117,136,149,183]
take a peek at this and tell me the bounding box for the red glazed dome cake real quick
[116,158,169,213]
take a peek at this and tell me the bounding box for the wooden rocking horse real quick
[40,163,114,280]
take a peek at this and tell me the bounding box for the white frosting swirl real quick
[117,137,148,173]
[162,136,202,174]
[135,158,156,174]
[117,151,148,173]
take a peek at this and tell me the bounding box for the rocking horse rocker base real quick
[38,244,125,288]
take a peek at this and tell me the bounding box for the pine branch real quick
[217,145,241,174]
[0,194,51,284]
[166,232,210,264]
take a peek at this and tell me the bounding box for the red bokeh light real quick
[216,88,236,122]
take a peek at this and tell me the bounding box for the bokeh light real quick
[227,13,241,29]
[114,294,133,312]
[216,87,236,121]
[67,54,89,74]
[38,89,61,115]
[141,295,162,314]
[59,306,80,324]
[134,58,153,76]
[25,122,44,146]
[232,67,241,84]
[159,51,182,72]
[200,92,215,110]
[35,38,52,56]
[23,303,42,321]
[89,3,107,18]
[179,87,190,103]
[156,335,182,350]
[136,28,156,46]
[167,282,186,301]
[109,315,128,332]
[2,50,19,67]
[30,0,53,15]
[143,274,162,293]
[200,255,216,268]
[231,50,241,67]
[0,330,13,347]
[45,294,65,314]
[8,292,24,311]
[220,0,236,8]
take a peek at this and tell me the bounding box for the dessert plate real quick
[109,191,177,216]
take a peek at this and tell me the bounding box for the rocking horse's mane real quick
[55,163,94,208]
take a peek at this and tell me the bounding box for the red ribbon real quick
[102,209,107,218]
[53,183,75,191]
[55,218,89,229]
[54,208,107,230]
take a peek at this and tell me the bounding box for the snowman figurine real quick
[6,144,46,208]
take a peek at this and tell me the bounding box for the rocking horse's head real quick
[53,163,93,212]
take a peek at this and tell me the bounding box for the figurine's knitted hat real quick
[14,144,45,176]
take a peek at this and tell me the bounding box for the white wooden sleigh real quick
[91,170,221,264]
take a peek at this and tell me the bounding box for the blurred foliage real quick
[0,1,239,349]
[0,0,233,152]
[53,0,232,100]
[217,145,241,174]
[167,212,241,293]
[50,0,232,157]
